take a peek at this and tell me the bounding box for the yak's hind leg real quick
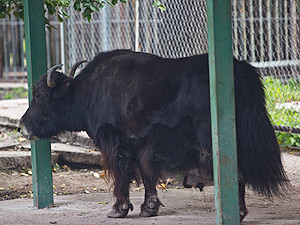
[96,123,136,218]
[139,172,164,217]
[239,175,249,222]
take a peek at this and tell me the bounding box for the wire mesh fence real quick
[232,0,300,132]
[63,0,299,131]
[0,0,299,131]
[0,15,62,78]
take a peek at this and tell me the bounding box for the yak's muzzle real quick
[18,123,40,141]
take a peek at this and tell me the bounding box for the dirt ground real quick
[0,151,300,224]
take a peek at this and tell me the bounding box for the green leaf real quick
[89,4,99,12]
[47,4,56,15]
[83,7,92,21]
[58,14,63,23]
[152,0,166,11]
[105,1,114,6]
[83,3,92,8]
[87,13,92,22]
[60,8,69,18]
[111,0,118,5]
[74,0,81,11]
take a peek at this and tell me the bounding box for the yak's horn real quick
[47,64,63,88]
[67,60,87,78]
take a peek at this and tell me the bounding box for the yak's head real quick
[19,60,87,140]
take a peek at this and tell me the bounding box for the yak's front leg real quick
[139,173,164,217]
[96,123,135,218]
[108,179,133,218]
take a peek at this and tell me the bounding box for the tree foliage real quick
[0,0,165,29]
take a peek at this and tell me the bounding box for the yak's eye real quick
[34,93,41,100]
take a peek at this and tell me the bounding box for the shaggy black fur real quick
[20,50,289,221]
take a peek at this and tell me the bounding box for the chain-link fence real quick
[0,15,61,78]
[0,0,299,132]
[63,0,299,131]
[231,0,300,133]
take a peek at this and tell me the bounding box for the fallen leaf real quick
[133,187,142,191]
[157,183,166,189]
[99,201,108,204]
[19,173,29,177]
[18,137,26,142]
[166,178,175,185]
[93,172,100,178]
[100,172,106,178]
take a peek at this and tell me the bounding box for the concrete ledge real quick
[51,143,101,168]
[0,99,28,127]
[0,143,101,170]
[0,151,60,170]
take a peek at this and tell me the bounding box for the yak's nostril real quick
[17,126,21,133]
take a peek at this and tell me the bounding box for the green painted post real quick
[206,0,240,224]
[24,0,53,208]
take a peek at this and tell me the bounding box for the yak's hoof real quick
[196,182,204,191]
[107,201,133,218]
[140,196,164,217]
[239,208,249,222]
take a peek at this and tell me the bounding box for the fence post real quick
[23,0,53,208]
[134,0,140,51]
[0,30,3,77]
[101,6,110,51]
[206,0,240,224]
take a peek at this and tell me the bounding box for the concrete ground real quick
[0,179,300,225]
[0,84,299,224]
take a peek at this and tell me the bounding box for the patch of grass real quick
[263,76,300,148]
[3,87,28,100]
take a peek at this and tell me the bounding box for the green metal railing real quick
[207,0,240,224]
[24,0,53,208]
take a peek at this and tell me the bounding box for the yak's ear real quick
[51,80,73,99]
[61,80,72,90]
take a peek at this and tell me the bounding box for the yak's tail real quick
[234,60,290,197]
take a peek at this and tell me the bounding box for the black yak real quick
[19,50,289,221]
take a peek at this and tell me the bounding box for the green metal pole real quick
[206,0,240,224]
[24,0,53,208]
